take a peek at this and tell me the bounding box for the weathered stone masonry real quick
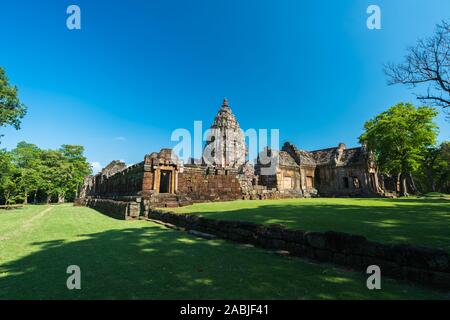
[178,165,242,202]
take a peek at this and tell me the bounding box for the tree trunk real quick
[23,190,28,205]
[400,173,409,197]
[4,192,10,209]
[379,174,385,193]
[58,194,65,204]
[46,195,52,204]
[407,173,418,195]
[34,190,38,204]
[426,169,435,192]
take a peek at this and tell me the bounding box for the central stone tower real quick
[203,98,246,169]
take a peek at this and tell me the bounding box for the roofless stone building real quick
[78,99,383,219]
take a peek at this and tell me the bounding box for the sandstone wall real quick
[316,165,373,196]
[148,210,450,290]
[91,162,145,197]
[178,165,242,201]
[82,198,140,220]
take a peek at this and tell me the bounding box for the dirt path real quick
[0,206,53,241]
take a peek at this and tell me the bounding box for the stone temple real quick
[78,99,383,219]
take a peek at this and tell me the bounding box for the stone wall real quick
[148,210,450,290]
[83,198,140,220]
[315,165,374,197]
[90,162,145,197]
[178,165,242,201]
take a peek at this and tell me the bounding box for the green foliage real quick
[359,103,438,195]
[0,67,27,136]
[59,145,91,200]
[0,149,21,206]
[11,142,44,203]
[414,142,450,193]
[0,141,92,205]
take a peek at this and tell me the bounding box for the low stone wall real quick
[148,210,450,290]
[83,198,140,220]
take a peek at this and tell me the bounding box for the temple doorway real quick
[159,170,172,193]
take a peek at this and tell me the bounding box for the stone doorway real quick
[159,170,172,193]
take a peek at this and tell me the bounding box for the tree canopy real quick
[414,141,450,194]
[0,142,92,206]
[0,67,27,138]
[359,103,438,195]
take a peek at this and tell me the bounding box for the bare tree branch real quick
[385,21,450,113]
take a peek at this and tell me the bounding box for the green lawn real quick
[0,204,445,299]
[169,197,450,252]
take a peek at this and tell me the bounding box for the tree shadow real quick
[0,224,441,300]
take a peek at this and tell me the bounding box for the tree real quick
[40,149,71,204]
[0,67,27,139]
[0,142,92,205]
[0,150,21,207]
[11,142,44,204]
[385,21,450,117]
[414,142,450,193]
[436,142,450,193]
[58,145,91,202]
[359,103,438,196]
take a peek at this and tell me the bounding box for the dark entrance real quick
[159,170,172,193]
[314,167,321,189]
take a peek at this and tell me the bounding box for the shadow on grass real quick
[0,224,442,300]
[187,199,450,252]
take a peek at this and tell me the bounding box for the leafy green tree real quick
[415,142,450,193]
[359,103,438,196]
[0,150,21,206]
[39,150,70,203]
[1,142,92,205]
[0,67,27,140]
[11,142,44,204]
[436,142,450,193]
[58,145,91,202]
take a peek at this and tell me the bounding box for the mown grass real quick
[169,197,450,252]
[0,204,446,299]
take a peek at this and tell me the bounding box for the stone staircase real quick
[151,193,193,208]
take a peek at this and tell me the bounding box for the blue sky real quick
[1,0,449,172]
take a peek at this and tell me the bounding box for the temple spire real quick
[203,98,246,168]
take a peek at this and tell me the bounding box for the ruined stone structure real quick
[78,99,383,219]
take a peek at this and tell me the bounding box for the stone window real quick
[343,177,349,188]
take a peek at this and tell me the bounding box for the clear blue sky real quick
[1,0,449,172]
